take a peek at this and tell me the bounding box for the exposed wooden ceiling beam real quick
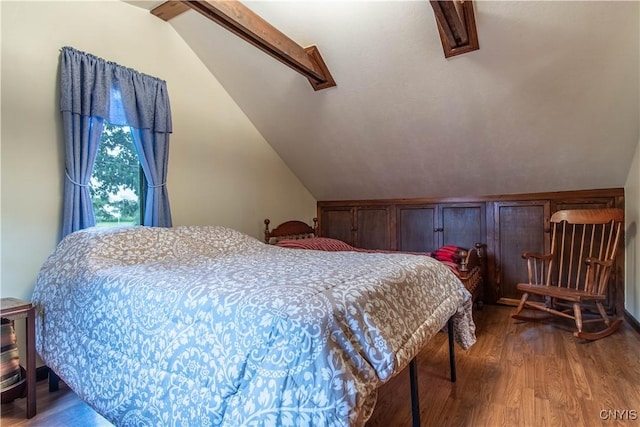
[151,1,190,21]
[430,0,479,58]
[151,1,336,91]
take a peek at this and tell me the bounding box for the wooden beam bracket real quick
[305,45,336,91]
[430,0,479,58]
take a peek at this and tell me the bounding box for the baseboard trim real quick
[624,310,640,334]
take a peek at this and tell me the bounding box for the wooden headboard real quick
[264,218,318,244]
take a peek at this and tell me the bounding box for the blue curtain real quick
[130,128,172,227]
[60,47,173,237]
[60,114,104,236]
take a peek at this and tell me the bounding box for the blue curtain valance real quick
[59,46,172,134]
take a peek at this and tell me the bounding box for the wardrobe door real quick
[319,207,354,245]
[355,207,392,250]
[397,205,438,252]
[440,203,485,251]
[493,201,550,305]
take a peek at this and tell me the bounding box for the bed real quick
[32,225,476,426]
[264,218,485,310]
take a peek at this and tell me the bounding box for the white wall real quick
[625,7,640,323]
[626,137,640,322]
[1,0,316,303]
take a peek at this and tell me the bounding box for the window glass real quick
[90,122,142,226]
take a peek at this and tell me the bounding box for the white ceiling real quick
[129,1,639,201]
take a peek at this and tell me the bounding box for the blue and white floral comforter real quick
[32,225,475,426]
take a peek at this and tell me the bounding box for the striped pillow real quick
[431,245,463,263]
[276,237,358,252]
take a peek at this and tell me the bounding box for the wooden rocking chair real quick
[512,208,624,340]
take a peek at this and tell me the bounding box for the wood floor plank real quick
[2,305,639,426]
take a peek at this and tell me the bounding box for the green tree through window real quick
[90,122,144,226]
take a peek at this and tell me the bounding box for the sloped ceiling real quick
[128,1,639,201]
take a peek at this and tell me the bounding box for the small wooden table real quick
[1,298,36,418]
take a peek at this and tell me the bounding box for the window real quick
[61,47,172,237]
[90,122,145,227]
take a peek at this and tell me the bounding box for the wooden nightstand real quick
[1,298,36,418]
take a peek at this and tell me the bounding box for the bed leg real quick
[409,358,421,427]
[448,317,456,383]
[49,368,59,392]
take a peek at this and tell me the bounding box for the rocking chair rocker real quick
[512,208,624,340]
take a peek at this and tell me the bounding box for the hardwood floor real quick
[368,305,640,427]
[0,380,112,427]
[2,305,639,426]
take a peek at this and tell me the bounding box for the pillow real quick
[431,245,464,263]
[275,237,358,252]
